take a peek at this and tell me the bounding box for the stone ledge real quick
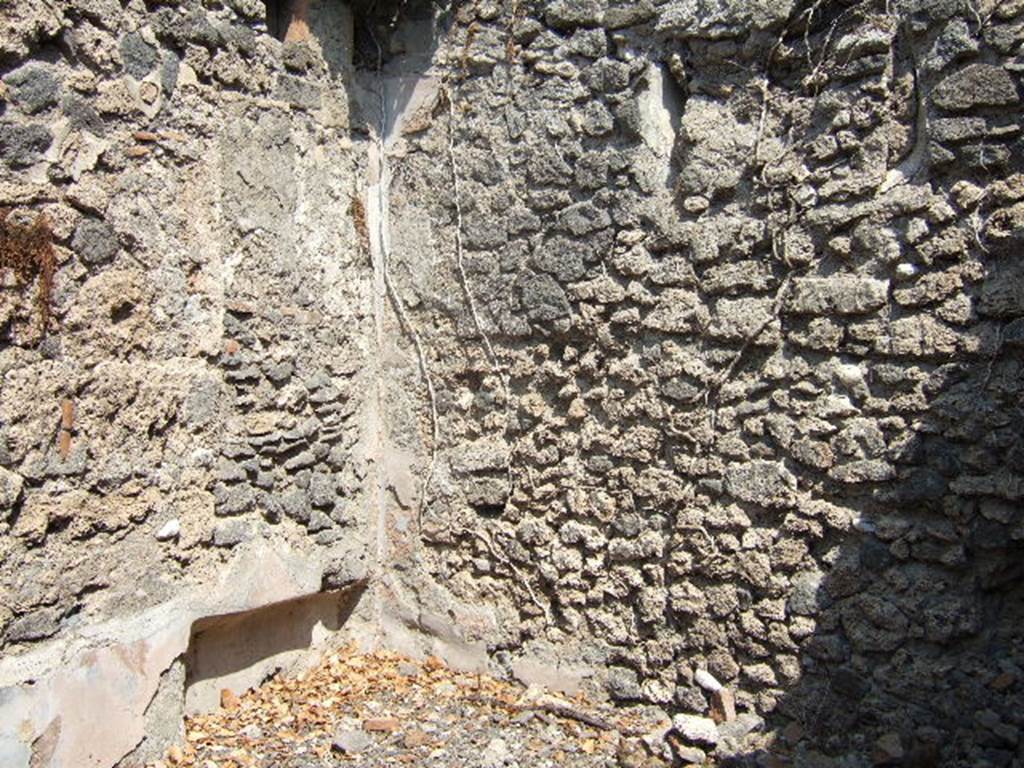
[0,541,369,768]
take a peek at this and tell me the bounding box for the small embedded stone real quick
[121,32,160,78]
[212,518,253,547]
[0,466,24,516]
[216,459,247,483]
[72,218,119,265]
[788,570,824,616]
[481,737,511,768]
[519,272,570,323]
[569,28,607,58]
[545,0,605,29]
[990,672,1016,691]
[930,117,987,144]
[0,120,53,167]
[643,289,706,334]
[785,276,889,316]
[710,687,736,724]
[724,460,797,508]
[933,64,1019,112]
[283,450,316,471]
[306,509,333,533]
[606,667,643,701]
[220,687,240,710]
[155,519,180,541]
[265,361,294,384]
[282,41,317,72]
[683,195,710,214]
[694,669,722,692]
[872,732,904,765]
[604,0,656,29]
[671,743,707,766]
[213,483,255,516]
[671,714,718,747]
[332,728,372,754]
[717,712,764,743]
[403,729,431,748]
[4,63,60,114]
[274,74,321,111]
[7,607,61,642]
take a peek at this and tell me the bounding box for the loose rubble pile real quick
[148,647,652,768]
[145,647,799,768]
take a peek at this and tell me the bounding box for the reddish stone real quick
[58,430,72,459]
[782,722,804,744]
[991,672,1016,691]
[710,688,736,723]
[403,729,431,748]
[220,688,240,711]
[60,398,75,430]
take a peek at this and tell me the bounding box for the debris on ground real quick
[147,646,672,768]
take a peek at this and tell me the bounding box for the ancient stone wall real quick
[0,1,379,764]
[378,0,1024,765]
[1,0,1023,766]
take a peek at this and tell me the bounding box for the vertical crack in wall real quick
[358,10,443,632]
[364,31,392,641]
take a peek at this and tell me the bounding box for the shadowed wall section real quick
[184,586,365,714]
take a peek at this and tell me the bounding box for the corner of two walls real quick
[2,1,1024,767]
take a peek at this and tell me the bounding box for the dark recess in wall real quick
[184,586,365,713]
[263,0,443,65]
[263,0,289,41]
[350,0,444,68]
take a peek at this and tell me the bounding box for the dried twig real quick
[464,694,645,736]
[443,88,506,395]
[472,528,550,625]
[443,84,515,502]
[966,0,994,33]
[677,523,720,555]
[751,77,772,167]
[688,267,797,410]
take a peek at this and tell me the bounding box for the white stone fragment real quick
[672,714,719,747]
[895,263,919,279]
[694,668,722,692]
[853,516,877,533]
[155,519,180,541]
